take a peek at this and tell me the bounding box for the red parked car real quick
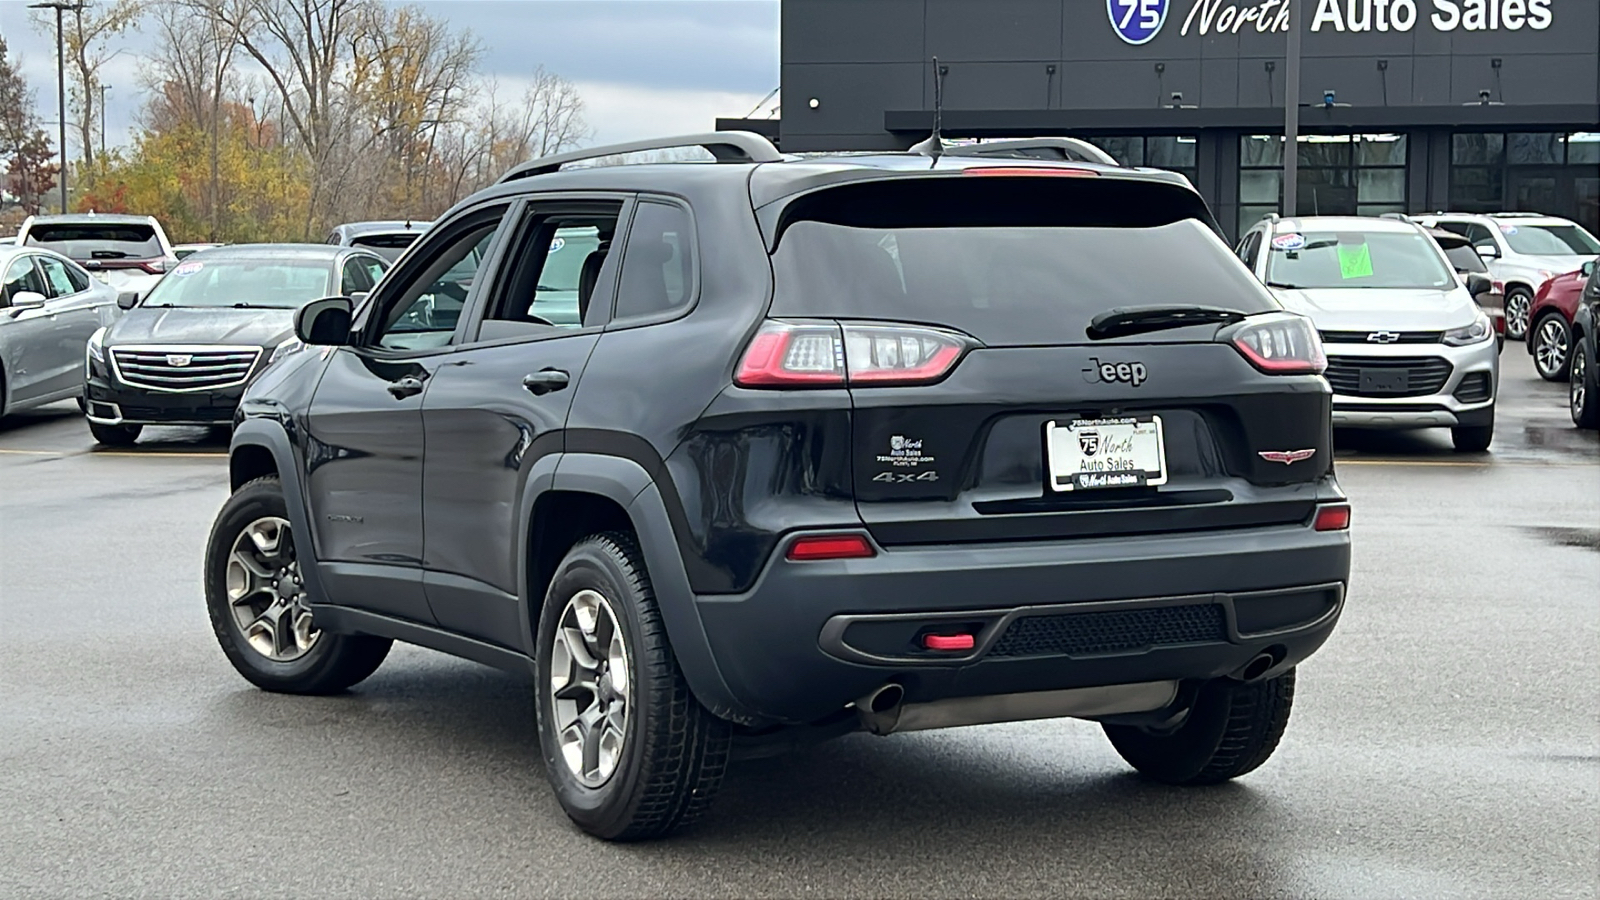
[1529,255,1600,381]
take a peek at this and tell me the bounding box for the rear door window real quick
[36,255,80,297]
[25,223,162,261]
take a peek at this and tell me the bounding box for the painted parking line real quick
[1336,458,1592,467]
[0,447,226,458]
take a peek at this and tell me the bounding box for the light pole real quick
[99,83,108,160]
[1283,0,1301,218]
[29,0,83,214]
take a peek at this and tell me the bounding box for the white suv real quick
[16,213,179,301]
[1237,215,1500,452]
[1412,212,1600,341]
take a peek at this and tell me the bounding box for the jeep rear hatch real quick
[754,174,1335,546]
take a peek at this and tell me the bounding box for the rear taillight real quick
[137,258,174,275]
[786,533,876,561]
[1313,504,1351,531]
[735,320,972,388]
[1229,314,1326,375]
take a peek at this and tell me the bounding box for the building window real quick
[1450,132,1600,236]
[1087,135,1198,185]
[1237,134,1407,235]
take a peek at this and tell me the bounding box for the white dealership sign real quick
[1177,0,1555,36]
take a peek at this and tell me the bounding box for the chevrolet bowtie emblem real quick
[1366,331,1401,343]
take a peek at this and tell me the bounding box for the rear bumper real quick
[692,520,1350,726]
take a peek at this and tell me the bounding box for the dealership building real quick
[720,0,1600,239]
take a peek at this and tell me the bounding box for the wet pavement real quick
[2,349,1595,898]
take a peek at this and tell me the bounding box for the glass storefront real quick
[1450,132,1600,235]
[1089,136,1199,185]
[1237,134,1407,235]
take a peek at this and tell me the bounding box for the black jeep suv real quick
[207,133,1351,841]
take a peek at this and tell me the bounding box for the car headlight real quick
[87,327,106,363]
[1443,311,1494,346]
[267,338,305,366]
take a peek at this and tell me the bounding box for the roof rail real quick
[942,138,1119,167]
[498,131,783,183]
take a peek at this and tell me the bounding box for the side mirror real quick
[116,290,141,310]
[8,290,46,315]
[1466,272,1493,297]
[1582,260,1597,278]
[1475,244,1500,260]
[295,296,354,345]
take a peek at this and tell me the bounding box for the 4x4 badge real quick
[1258,449,1316,465]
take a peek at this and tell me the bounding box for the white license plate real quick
[1046,416,1168,492]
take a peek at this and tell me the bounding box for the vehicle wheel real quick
[1504,288,1533,341]
[1572,335,1600,429]
[1452,416,1495,452]
[204,476,391,694]
[88,420,142,446]
[535,532,731,841]
[1531,314,1571,381]
[1103,669,1295,786]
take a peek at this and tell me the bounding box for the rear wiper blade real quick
[1086,305,1246,340]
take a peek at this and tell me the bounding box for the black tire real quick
[535,532,731,841]
[1452,418,1494,452]
[88,420,142,446]
[1504,287,1533,341]
[1104,669,1295,786]
[204,476,391,694]
[1572,334,1600,429]
[1531,313,1572,382]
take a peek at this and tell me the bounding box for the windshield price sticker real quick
[1272,233,1306,251]
[1046,416,1169,492]
[173,261,204,277]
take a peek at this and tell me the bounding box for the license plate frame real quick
[1359,369,1408,394]
[1046,416,1168,492]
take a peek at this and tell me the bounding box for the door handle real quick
[522,369,570,396]
[386,375,426,399]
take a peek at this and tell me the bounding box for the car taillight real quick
[1229,314,1326,375]
[137,258,173,275]
[963,166,1100,177]
[735,320,972,388]
[1313,504,1351,531]
[786,533,876,561]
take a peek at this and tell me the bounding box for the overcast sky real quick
[0,0,779,152]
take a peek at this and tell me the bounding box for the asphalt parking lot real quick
[2,349,1595,899]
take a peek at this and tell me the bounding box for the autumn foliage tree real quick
[0,35,58,223]
[79,0,591,243]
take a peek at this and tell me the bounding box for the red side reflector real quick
[1314,504,1351,531]
[786,534,875,561]
[923,633,976,651]
[964,166,1100,177]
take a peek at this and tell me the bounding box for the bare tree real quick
[32,0,146,169]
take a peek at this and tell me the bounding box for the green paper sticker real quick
[1338,243,1373,279]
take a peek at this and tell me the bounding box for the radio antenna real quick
[909,57,945,164]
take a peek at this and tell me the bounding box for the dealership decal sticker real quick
[1108,0,1169,44]
[1178,0,1553,36]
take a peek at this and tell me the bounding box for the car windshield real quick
[351,233,421,261]
[1265,230,1455,291]
[1499,223,1600,255]
[141,259,331,308]
[25,223,162,261]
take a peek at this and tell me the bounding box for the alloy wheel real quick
[1573,349,1588,422]
[225,516,319,661]
[1506,293,1531,340]
[549,589,631,787]
[1535,318,1568,378]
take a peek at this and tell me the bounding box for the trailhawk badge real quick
[1258,448,1316,464]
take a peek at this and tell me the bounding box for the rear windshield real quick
[352,233,421,261]
[25,223,161,261]
[141,259,332,309]
[1443,244,1488,273]
[771,219,1276,346]
[1266,231,1455,291]
[1499,223,1600,255]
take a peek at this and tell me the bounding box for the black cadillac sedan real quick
[84,244,388,445]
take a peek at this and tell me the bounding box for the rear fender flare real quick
[530,452,751,725]
[228,419,327,604]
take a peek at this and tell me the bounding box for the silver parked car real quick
[1,245,124,417]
